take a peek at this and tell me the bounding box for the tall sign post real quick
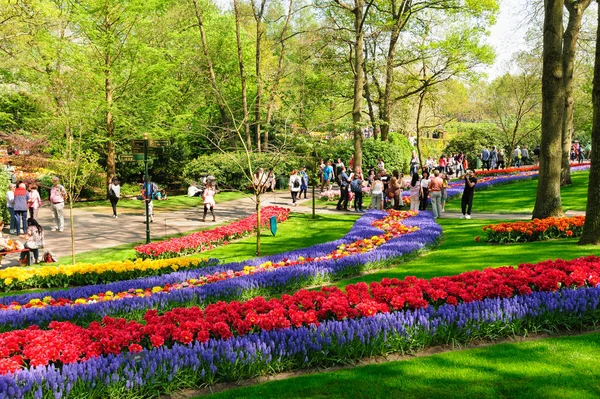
[128,135,170,244]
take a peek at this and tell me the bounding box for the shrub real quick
[182,152,305,191]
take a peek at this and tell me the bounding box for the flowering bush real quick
[0,257,217,292]
[134,206,290,259]
[483,216,586,244]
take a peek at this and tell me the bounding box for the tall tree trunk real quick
[252,0,267,153]
[105,47,115,187]
[191,0,229,127]
[561,0,592,186]
[380,0,409,142]
[533,0,565,219]
[352,0,365,170]
[264,0,293,150]
[363,49,377,133]
[415,89,427,171]
[381,26,401,142]
[579,3,600,245]
[233,0,252,149]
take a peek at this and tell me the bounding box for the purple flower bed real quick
[0,212,442,330]
[2,285,598,399]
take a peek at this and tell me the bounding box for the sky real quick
[486,0,531,79]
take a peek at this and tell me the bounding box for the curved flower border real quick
[0,211,442,330]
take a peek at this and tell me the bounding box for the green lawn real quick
[72,191,250,212]
[445,172,589,214]
[208,332,600,399]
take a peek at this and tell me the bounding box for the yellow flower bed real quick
[0,257,215,292]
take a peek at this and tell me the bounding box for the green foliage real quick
[444,122,501,166]
[0,171,9,222]
[182,152,305,191]
[0,90,45,132]
[318,133,412,173]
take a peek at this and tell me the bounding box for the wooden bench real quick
[0,248,33,266]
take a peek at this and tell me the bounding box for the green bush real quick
[182,152,306,191]
[318,133,412,173]
[0,172,9,222]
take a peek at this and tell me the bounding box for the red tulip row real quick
[1,255,599,374]
[134,206,290,259]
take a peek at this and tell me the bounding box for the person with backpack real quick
[336,166,350,211]
[350,168,364,212]
[299,167,309,199]
[108,176,121,218]
[289,170,302,206]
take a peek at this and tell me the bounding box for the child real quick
[202,181,217,222]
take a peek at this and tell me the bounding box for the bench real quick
[0,248,33,266]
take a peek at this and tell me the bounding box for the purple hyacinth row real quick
[2,285,599,399]
[0,212,442,330]
[404,164,591,202]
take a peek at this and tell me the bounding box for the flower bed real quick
[1,256,600,396]
[134,206,290,260]
[0,257,217,292]
[0,211,418,314]
[474,162,590,177]
[0,211,440,331]
[482,216,586,244]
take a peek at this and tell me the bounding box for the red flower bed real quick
[474,162,589,177]
[1,255,600,374]
[482,216,585,244]
[134,206,290,259]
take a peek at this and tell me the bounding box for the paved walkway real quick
[0,191,314,266]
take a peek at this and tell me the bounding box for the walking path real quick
[0,189,586,267]
[0,191,313,266]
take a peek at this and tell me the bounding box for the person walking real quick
[428,170,444,219]
[13,182,28,236]
[419,171,430,211]
[370,175,383,210]
[481,147,490,170]
[19,218,44,265]
[299,167,309,199]
[460,170,477,219]
[410,151,420,175]
[27,183,42,220]
[289,170,302,206]
[336,166,350,211]
[321,161,334,192]
[441,173,449,212]
[201,180,217,221]
[522,145,529,165]
[350,168,364,212]
[513,146,522,167]
[498,149,506,169]
[50,177,67,232]
[5,184,16,234]
[389,170,403,210]
[108,177,121,218]
[489,146,498,170]
[409,173,420,212]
